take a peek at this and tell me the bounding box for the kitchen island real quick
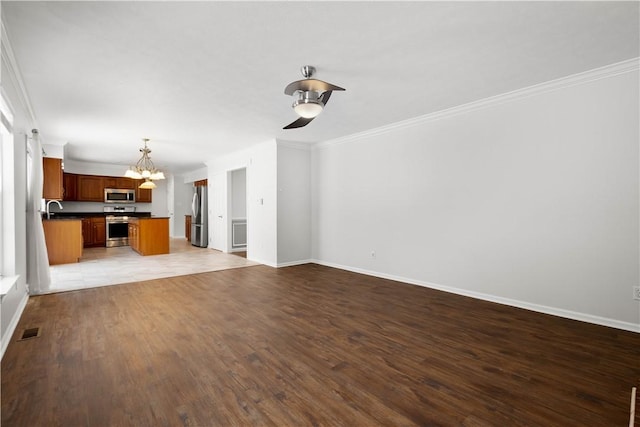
[128,217,170,256]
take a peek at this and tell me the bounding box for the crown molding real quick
[1,22,38,130]
[315,57,640,150]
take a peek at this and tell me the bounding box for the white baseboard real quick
[310,259,640,333]
[1,290,29,359]
[249,257,277,268]
[277,259,313,268]
[251,258,313,268]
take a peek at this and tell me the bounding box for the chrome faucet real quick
[46,200,63,219]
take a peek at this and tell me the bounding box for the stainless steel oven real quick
[106,216,130,247]
[104,206,135,247]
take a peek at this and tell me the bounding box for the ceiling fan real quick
[283,65,345,129]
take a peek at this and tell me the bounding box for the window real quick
[0,90,15,278]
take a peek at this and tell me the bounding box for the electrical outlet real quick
[370,250,376,258]
[634,286,640,301]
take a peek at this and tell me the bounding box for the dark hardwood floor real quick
[2,264,638,426]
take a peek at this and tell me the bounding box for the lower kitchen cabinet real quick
[82,217,106,247]
[128,222,139,253]
[185,215,191,241]
[43,219,83,265]
[128,217,169,256]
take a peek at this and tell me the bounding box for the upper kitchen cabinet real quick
[42,157,63,200]
[136,185,152,203]
[77,175,105,202]
[104,177,136,189]
[51,172,153,203]
[63,173,78,201]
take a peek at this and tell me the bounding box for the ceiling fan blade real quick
[319,90,333,105]
[284,79,345,95]
[283,116,315,130]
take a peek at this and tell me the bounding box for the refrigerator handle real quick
[192,192,199,218]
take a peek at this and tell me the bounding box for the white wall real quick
[277,143,311,265]
[149,178,168,217]
[64,158,128,176]
[182,166,207,184]
[312,66,639,331]
[173,176,194,238]
[42,143,63,159]
[247,141,278,265]
[207,141,311,266]
[207,140,277,266]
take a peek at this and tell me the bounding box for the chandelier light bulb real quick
[139,179,157,189]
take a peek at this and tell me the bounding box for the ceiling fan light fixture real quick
[284,66,344,129]
[293,100,323,118]
[293,92,324,118]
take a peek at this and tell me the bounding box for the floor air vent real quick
[18,327,41,341]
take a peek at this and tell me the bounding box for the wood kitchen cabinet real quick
[43,219,83,265]
[128,222,139,253]
[104,177,136,189]
[65,173,153,203]
[93,217,106,246]
[185,215,192,241]
[82,216,106,247]
[77,175,105,202]
[136,185,152,203]
[42,157,63,200]
[128,217,169,256]
[63,173,78,201]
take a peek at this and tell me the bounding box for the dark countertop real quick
[46,212,153,219]
[129,216,171,220]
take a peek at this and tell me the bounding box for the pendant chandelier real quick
[124,138,165,189]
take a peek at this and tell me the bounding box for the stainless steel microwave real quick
[104,188,135,203]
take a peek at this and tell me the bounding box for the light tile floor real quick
[49,239,257,293]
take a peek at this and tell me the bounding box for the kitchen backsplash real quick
[46,201,151,214]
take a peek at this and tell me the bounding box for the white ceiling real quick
[2,1,638,175]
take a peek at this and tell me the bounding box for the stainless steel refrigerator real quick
[191,185,208,247]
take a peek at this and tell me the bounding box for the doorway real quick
[229,168,247,253]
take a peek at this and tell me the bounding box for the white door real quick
[210,172,227,251]
[167,175,175,236]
